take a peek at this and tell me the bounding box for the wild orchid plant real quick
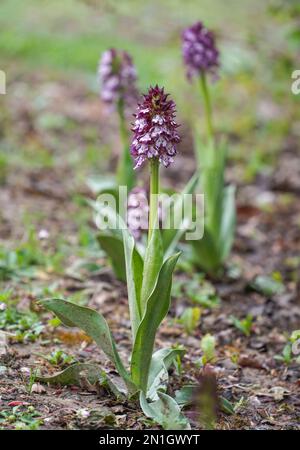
[39,86,191,430]
[182,22,236,274]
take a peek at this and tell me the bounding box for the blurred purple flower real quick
[182,21,219,80]
[130,85,180,169]
[127,187,149,239]
[98,48,138,109]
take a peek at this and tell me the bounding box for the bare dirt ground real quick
[0,73,299,430]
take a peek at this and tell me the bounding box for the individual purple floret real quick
[98,48,138,109]
[182,21,219,80]
[127,187,149,239]
[130,85,180,169]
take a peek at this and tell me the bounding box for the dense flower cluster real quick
[130,85,180,169]
[98,48,138,109]
[127,187,149,239]
[182,21,219,80]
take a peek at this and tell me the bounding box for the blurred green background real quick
[0,0,299,183]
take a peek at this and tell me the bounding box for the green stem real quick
[199,72,214,144]
[148,158,160,242]
[117,100,128,147]
[116,100,134,189]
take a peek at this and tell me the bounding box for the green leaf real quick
[131,253,180,392]
[97,232,126,282]
[191,228,221,273]
[290,330,300,343]
[162,171,199,256]
[99,371,127,399]
[200,333,216,364]
[36,363,100,386]
[175,387,235,416]
[41,299,135,391]
[250,275,285,297]
[194,129,215,169]
[140,226,163,314]
[219,185,236,262]
[140,391,190,430]
[179,307,201,335]
[193,138,235,273]
[147,348,185,400]
[200,141,226,240]
[116,143,135,191]
[92,202,143,339]
[220,396,235,415]
[230,314,253,337]
[174,385,195,406]
[282,343,293,364]
[122,227,143,340]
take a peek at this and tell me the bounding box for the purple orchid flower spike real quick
[130,85,180,169]
[182,21,219,81]
[98,48,138,110]
[127,187,149,240]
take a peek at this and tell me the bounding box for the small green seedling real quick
[200,333,216,365]
[250,273,285,297]
[275,330,300,365]
[0,405,42,430]
[230,314,253,337]
[179,307,201,335]
[25,369,38,394]
[43,350,76,367]
[173,275,220,309]
[0,307,44,343]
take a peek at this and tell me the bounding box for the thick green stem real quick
[148,158,160,242]
[199,72,214,144]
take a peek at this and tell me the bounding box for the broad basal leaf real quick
[175,385,196,406]
[36,363,100,386]
[140,391,191,430]
[41,299,135,392]
[131,253,180,392]
[147,348,185,401]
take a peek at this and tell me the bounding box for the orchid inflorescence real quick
[130,85,180,169]
[97,48,140,191]
[98,48,138,110]
[182,21,219,81]
[127,186,149,239]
